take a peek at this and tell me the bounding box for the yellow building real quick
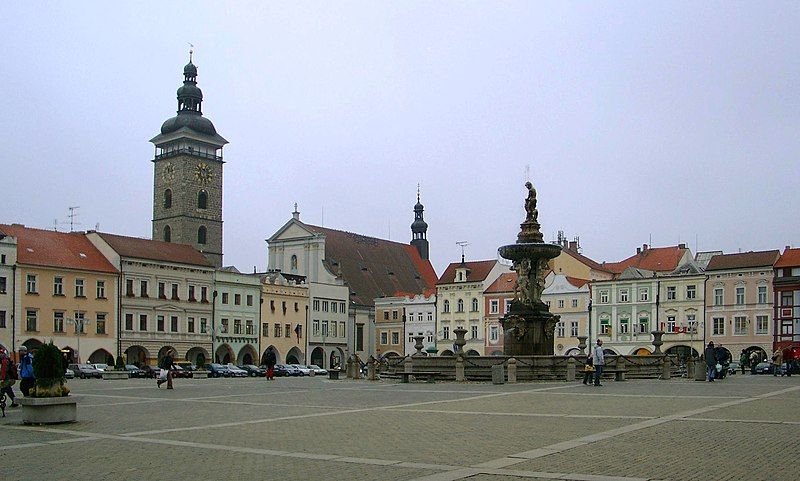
[260,272,309,365]
[2,224,118,363]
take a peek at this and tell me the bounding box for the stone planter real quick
[102,370,130,380]
[19,396,77,424]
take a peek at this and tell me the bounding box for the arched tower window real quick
[290,255,298,271]
[198,190,208,209]
[471,298,478,312]
[164,189,172,209]
[163,225,171,243]
[198,226,207,245]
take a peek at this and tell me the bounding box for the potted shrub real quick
[19,342,77,424]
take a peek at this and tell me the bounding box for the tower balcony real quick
[154,147,222,163]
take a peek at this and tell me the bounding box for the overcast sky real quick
[2,2,798,276]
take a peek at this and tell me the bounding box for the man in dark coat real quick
[157,349,176,389]
[264,350,277,380]
[704,342,717,382]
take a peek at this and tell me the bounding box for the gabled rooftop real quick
[437,259,499,285]
[94,232,213,267]
[600,244,690,274]
[706,250,780,271]
[0,224,117,274]
[775,247,800,268]
[484,272,517,294]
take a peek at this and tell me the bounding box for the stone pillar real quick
[354,355,362,380]
[686,356,694,378]
[367,355,377,381]
[403,355,413,376]
[577,336,587,356]
[412,335,426,357]
[694,357,706,381]
[615,356,626,381]
[660,356,670,380]
[507,357,517,383]
[345,355,354,378]
[651,331,665,355]
[492,364,505,384]
[566,357,576,382]
[455,355,465,381]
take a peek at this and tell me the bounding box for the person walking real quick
[739,350,748,375]
[0,349,20,408]
[771,349,783,377]
[18,346,35,396]
[157,349,176,389]
[749,350,760,375]
[784,348,795,377]
[591,339,605,386]
[704,342,717,382]
[581,356,594,385]
[264,350,277,380]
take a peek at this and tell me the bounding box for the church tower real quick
[410,187,429,260]
[151,53,227,267]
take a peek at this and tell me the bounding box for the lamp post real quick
[66,316,90,364]
[587,298,593,350]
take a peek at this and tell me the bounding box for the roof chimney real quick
[568,241,577,251]
[637,247,641,254]
[642,244,648,251]
[786,245,791,252]
[678,243,686,249]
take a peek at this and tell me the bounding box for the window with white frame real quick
[756,315,769,334]
[687,314,697,333]
[639,288,649,302]
[53,311,64,333]
[686,285,696,299]
[556,321,565,337]
[712,317,725,335]
[471,298,478,312]
[558,299,565,308]
[571,321,579,337]
[735,286,745,305]
[471,325,478,339]
[313,299,320,311]
[666,286,676,300]
[312,320,320,335]
[53,276,64,296]
[758,285,768,304]
[489,325,499,342]
[391,331,399,344]
[97,313,107,334]
[666,316,676,333]
[427,312,433,321]
[339,322,345,338]
[457,299,464,312]
[75,278,85,297]
[443,300,450,313]
[321,321,328,337]
[490,299,499,314]
[26,309,37,331]
[619,317,630,334]
[600,290,609,303]
[96,280,105,299]
[600,316,611,334]
[734,316,747,335]
[504,299,512,312]
[330,321,337,337]
[638,316,649,333]
[714,287,723,306]
[442,326,450,340]
[26,274,37,294]
[380,331,388,344]
[572,298,578,308]
[619,289,629,303]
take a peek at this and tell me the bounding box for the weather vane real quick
[188,42,194,61]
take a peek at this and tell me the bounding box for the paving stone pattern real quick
[0,374,797,480]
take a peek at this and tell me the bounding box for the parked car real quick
[68,363,103,379]
[292,364,312,376]
[273,364,291,377]
[125,364,147,378]
[91,363,110,372]
[140,365,160,379]
[727,361,740,375]
[240,365,265,377]
[308,364,327,376]
[754,362,773,374]
[207,363,230,378]
[170,365,193,378]
[226,364,248,377]
[283,364,303,377]
[174,361,196,372]
[64,368,75,379]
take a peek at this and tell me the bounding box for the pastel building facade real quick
[542,273,591,355]
[259,271,308,365]
[0,231,16,351]
[773,247,800,352]
[213,267,261,365]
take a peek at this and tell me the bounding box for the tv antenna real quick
[67,206,81,232]
[456,241,470,263]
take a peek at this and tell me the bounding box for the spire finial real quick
[417,183,420,203]
[188,42,194,62]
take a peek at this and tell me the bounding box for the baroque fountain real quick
[498,182,562,356]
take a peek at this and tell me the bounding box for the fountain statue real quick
[498,181,562,355]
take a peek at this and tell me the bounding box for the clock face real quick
[194,162,214,184]
[162,162,175,183]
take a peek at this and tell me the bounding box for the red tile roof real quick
[304,224,437,307]
[484,272,517,294]
[706,250,780,271]
[600,246,689,274]
[775,248,800,268]
[565,276,591,288]
[0,224,117,274]
[95,232,213,267]
[437,259,499,285]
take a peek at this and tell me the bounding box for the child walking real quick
[582,357,594,385]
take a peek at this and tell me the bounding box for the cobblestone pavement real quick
[1,374,798,480]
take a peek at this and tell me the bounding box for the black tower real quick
[410,187,429,260]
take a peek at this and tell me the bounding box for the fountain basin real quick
[498,242,561,262]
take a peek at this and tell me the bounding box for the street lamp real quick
[66,316,91,364]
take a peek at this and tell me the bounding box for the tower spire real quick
[410,185,429,260]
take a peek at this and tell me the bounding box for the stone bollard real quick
[404,356,413,375]
[695,357,707,381]
[615,356,626,381]
[507,358,517,383]
[492,364,505,385]
[345,356,354,378]
[660,356,670,380]
[354,355,363,380]
[367,355,377,381]
[686,356,694,378]
[566,357,576,382]
[455,355,465,381]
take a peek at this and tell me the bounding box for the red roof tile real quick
[565,276,591,288]
[706,250,780,271]
[484,272,517,294]
[95,232,213,267]
[775,248,800,268]
[437,259,499,285]
[0,224,117,274]
[601,246,689,274]
[304,224,437,307]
